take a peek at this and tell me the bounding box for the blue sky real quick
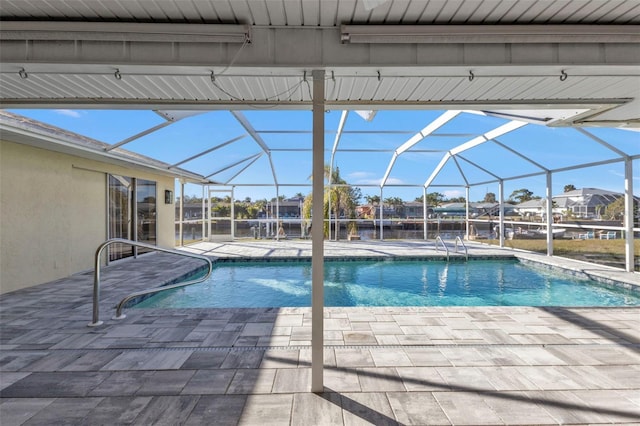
[10,108,640,203]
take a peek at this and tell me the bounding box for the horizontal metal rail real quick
[454,236,468,260]
[89,238,213,327]
[434,235,449,261]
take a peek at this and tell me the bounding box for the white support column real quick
[275,186,280,241]
[201,185,205,241]
[328,190,332,241]
[465,186,470,240]
[545,172,553,256]
[178,181,184,247]
[207,187,212,242]
[231,186,235,240]
[624,158,634,272]
[379,188,384,240]
[423,187,428,240]
[311,69,325,393]
[498,180,505,247]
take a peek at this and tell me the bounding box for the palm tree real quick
[365,194,380,206]
[384,196,404,218]
[302,165,360,239]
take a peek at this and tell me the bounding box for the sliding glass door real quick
[108,175,156,261]
[136,179,157,253]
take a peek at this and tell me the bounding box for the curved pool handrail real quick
[454,236,468,261]
[89,238,213,327]
[434,235,449,261]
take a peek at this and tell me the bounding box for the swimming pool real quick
[133,259,639,308]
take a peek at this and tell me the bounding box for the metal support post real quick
[545,172,553,256]
[624,158,635,272]
[311,69,325,393]
[423,186,428,240]
[498,180,505,247]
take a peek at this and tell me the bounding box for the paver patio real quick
[1,240,639,425]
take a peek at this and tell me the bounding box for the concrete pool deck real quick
[1,240,639,425]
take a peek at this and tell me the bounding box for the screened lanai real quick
[4,106,639,266]
[1,0,639,395]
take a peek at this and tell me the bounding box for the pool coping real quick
[131,246,640,310]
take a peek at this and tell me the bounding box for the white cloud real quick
[609,169,640,181]
[385,177,405,185]
[444,189,464,199]
[54,109,82,118]
[348,171,374,179]
[349,175,406,186]
[353,178,382,185]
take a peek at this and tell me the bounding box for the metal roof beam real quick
[224,154,262,184]
[425,120,527,188]
[574,128,630,159]
[107,110,206,152]
[230,110,278,185]
[329,110,348,184]
[106,120,174,151]
[451,156,469,186]
[450,120,527,155]
[424,153,451,188]
[169,134,247,168]
[204,152,262,179]
[492,138,549,171]
[456,154,502,180]
[381,110,461,188]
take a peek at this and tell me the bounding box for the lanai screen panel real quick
[582,128,640,157]
[496,126,624,171]
[8,109,166,146]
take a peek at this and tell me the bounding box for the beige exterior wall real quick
[0,140,176,294]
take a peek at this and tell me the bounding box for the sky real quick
[9,108,640,203]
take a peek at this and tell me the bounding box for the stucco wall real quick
[0,140,176,294]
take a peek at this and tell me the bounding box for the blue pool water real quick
[133,259,639,308]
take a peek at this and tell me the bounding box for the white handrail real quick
[454,236,468,260]
[434,235,449,261]
[89,238,213,327]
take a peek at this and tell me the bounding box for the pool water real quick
[133,259,639,308]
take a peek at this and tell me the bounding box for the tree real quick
[564,184,576,193]
[254,198,267,216]
[605,197,625,220]
[302,165,361,239]
[508,188,535,204]
[365,194,380,205]
[483,192,496,203]
[448,196,466,203]
[384,196,404,217]
[425,192,445,207]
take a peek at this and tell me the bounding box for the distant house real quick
[181,203,207,220]
[403,201,426,218]
[515,188,633,219]
[276,197,304,218]
[259,197,304,219]
[554,188,623,219]
[435,202,517,218]
[515,199,547,218]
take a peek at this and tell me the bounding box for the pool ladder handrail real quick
[434,235,449,261]
[89,238,213,327]
[454,236,468,261]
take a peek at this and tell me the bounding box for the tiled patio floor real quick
[1,240,639,425]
